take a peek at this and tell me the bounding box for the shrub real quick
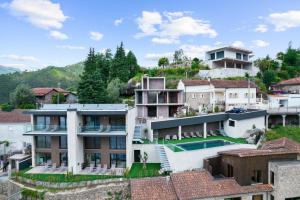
[1,103,13,112]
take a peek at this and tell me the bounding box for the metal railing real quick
[78,125,126,133]
[25,125,67,133]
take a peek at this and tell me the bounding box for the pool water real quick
[177,140,233,151]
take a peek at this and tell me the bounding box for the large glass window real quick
[243,54,248,61]
[216,51,224,59]
[85,116,100,130]
[36,116,51,130]
[110,153,126,168]
[236,53,242,60]
[59,136,67,149]
[252,170,262,183]
[59,116,67,130]
[109,136,126,149]
[84,137,101,149]
[110,116,125,131]
[35,136,51,148]
[85,153,101,167]
[210,53,215,60]
[36,153,51,165]
[60,152,68,166]
[148,106,157,117]
[148,92,157,103]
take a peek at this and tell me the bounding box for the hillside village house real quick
[0,109,31,155]
[199,46,259,78]
[32,87,77,104]
[177,79,257,111]
[135,76,184,122]
[23,104,135,174]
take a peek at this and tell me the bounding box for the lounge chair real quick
[106,125,111,132]
[101,164,107,174]
[210,130,216,136]
[190,132,197,138]
[51,125,59,132]
[183,132,190,138]
[195,132,202,137]
[165,135,170,140]
[51,163,57,172]
[98,125,104,132]
[96,165,102,174]
[110,164,116,175]
[89,163,95,173]
[172,135,178,140]
[43,162,50,172]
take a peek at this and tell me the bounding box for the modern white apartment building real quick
[24,104,135,174]
[177,79,257,111]
[199,46,259,78]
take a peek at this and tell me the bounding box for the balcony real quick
[24,125,67,135]
[78,124,126,136]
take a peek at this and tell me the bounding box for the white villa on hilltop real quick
[199,46,259,78]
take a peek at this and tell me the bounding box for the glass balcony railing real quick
[25,125,67,133]
[79,125,126,133]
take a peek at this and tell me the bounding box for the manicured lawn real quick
[12,168,122,183]
[127,163,161,178]
[266,126,300,143]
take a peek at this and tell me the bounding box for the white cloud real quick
[114,18,123,26]
[151,37,179,44]
[0,54,38,62]
[255,24,268,33]
[89,31,103,41]
[231,41,245,48]
[252,40,270,47]
[8,0,67,29]
[0,63,26,69]
[145,52,173,61]
[179,44,212,59]
[214,41,223,46]
[268,10,300,31]
[136,11,217,43]
[57,45,85,50]
[49,30,68,40]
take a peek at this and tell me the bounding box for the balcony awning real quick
[77,131,126,136]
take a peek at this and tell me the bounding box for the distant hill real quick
[0,62,84,103]
[0,65,20,75]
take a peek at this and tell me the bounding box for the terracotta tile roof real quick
[0,109,30,123]
[261,137,300,152]
[130,177,177,200]
[32,87,68,96]
[182,80,257,88]
[130,171,273,200]
[171,171,272,200]
[275,77,300,86]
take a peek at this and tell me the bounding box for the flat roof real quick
[151,110,267,130]
[270,160,300,167]
[206,46,253,54]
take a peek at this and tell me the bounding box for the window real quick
[192,93,196,99]
[110,153,126,168]
[244,93,249,98]
[59,116,66,130]
[229,120,235,127]
[84,137,101,149]
[236,53,242,60]
[252,170,262,183]
[227,164,234,177]
[148,106,157,117]
[225,197,241,200]
[36,153,51,165]
[252,195,263,200]
[35,136,51,148]
[60,152,68,166]
[148,92,157,103]
[210,53,215,60]
[85,116,100,130]
[243,54,248,61]
[110,136,126,149]
[216,51,224,59]
[85,153,101,167]
[270,171,275,185]
[36,116,51,130]
[59,136,67,149]
[110,116,125,131]
[270,195,274,200]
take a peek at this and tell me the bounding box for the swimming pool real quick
[176,140,233,151]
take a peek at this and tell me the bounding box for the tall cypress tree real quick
[126,51,139,78]
[110,42,129,82]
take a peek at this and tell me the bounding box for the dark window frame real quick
[84,137,101,149]
[59,136,68,149]
[110,153,126,168]
[109,136,126,150]
[229,120,235,127]
[35,136,51,148]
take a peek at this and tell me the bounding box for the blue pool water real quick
[177,140,233,151]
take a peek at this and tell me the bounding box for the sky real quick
[0,0,300,71]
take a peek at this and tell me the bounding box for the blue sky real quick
[0,0,300,70]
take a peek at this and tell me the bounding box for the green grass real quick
[266,126,300,143]
[127,163,161,178]
[12,168,122,183]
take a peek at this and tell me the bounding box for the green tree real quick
[191,58,201,69]
[126,51,139,78]
[51,93,66,104]
[110,42,129,82]
[107,78,123,103]
[173,49,184,66]
[158,57,169,69]
[78,48,108,103]
[262,70,276,89]
[9,84,36,108]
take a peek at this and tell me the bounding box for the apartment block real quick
[24,104,135,174]
[135,76,184,121]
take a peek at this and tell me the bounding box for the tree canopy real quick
[10,84,36,109]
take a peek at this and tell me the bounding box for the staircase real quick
[133,125,143,143]
[156,145,171,172]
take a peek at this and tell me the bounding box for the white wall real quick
[132,144,160,163]
[126,107,136,168]
[165,143,256,172]
[0,122,31,154]
[268,94,300,108]
[225,88,256,105]
[224,116,265,138]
